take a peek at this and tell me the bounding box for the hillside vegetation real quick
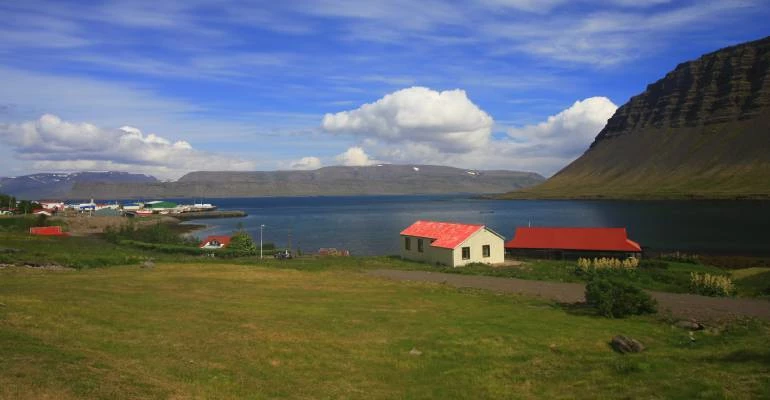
[502,36,770,199]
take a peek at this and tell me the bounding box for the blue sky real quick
[0,0,768,179]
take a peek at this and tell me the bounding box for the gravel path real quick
[368,269,770,322]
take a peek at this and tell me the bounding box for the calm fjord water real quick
[185,195,770,256]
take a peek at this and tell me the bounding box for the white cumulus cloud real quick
[322,86,493,153]
[335,146,378,166]
[0,114,256,179]
[290,156,322,170]
[320,95,617,177]
[507,96,617,157]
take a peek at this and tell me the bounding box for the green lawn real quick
[1,263,769,399]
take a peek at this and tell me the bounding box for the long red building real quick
[504,227,642,259]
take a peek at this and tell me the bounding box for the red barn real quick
[505,227,641,259]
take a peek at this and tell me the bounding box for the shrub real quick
[661,251,700,264]
[690,272,733,297]
[104,222,198,246]
[585,278,657,318]
[228,231,258,256]
[0,215,65,233]
[699,255,770,270]
[639,260,669,270]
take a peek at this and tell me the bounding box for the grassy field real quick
[1,262,769,399]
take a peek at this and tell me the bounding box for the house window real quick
[483,245,490,258]
[418,239,424,253]
[405,237,411,250]
[462,247,470,260]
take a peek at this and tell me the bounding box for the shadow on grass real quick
[559,302,600,317]
[706,350,770,365]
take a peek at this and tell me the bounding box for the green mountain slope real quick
[503,36,770,199]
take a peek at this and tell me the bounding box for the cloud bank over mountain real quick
[320,88,617,176]
[0,114,256,179]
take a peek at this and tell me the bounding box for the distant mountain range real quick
[1,166,544,199]
[502,36,770,199]
[0,172,158,200]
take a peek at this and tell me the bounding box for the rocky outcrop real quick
[595,37,770,142]
[504,36,770,199]
[70,165,544,199]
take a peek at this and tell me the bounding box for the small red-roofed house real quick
[504,227,642,259]
[199,235,231,249]
[400,220,505,267]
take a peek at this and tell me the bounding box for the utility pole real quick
[260,224,265,259]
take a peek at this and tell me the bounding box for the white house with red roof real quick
[400,220,505,267]
[199,235,231,249]
[39,201,64,211]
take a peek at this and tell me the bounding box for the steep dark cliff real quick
[505,36,770,199]
[70,165,544,199]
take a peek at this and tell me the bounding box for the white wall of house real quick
[451,229,504,267]
[400,236,444,264]
[400,228,504,267]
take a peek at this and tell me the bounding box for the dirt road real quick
[368,269,770,322]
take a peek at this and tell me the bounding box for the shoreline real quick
[173,210,247,220]
[489,192,770,201]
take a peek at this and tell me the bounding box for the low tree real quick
[16,200,39,214]
[34,213,48,227]
[585,278,657,318]
[229,230,257,256]
[0,193,16,213]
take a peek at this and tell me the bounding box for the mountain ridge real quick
[0,172,158,200]
[501,35,770,200]
[2,165,544,199]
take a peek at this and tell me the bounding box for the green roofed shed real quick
[143,201,177,210]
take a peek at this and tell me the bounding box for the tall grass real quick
[690,272,734,297]
[577,257,639,273]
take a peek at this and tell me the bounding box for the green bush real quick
[118,240,208,255]
[661,251,700,264]
[639,260,669,269]
[117,239,273,259]
[585,278,657,318]
[228,231,258,256]
[0,215,66,233]
[104,222,198,246]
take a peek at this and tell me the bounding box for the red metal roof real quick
[505,227,641,252]
[400,220,484,249]
[199,235,231,248]
[29,226,67,236]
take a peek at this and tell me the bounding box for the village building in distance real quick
[199,235,231,250]
[400,220,505,267]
